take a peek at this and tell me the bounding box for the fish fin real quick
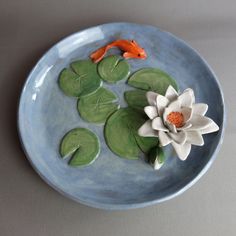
[123,52,136,59]
[90,46,108,63]
[131,40,139,46]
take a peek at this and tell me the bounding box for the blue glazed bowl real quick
[18,23,225,210]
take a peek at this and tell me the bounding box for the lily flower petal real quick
[152,117,169,131]
[168,131,187,145]
[146,91,158,106]
[186,131,204,146]
[163,107,172,123]
[172,142,191,160]
[178,88,195,107]
[192,103,208,116]
[187,114,213,131]
[144,106,158,120]
[177,122,192,131]
[156,95,169,116]
[166,122,177,133]
[165,85,178,102]
[199,119,219,134]
[167,99,181,111]
[158,131,172,146]
[138,120,159,137]
[181,107,192,123]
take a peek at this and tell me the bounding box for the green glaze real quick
[128,68,178,95]
[71,60,98,75]
[148,146,165,165]
[60,128,100,166]
[124,89,148,112]
[98,55,130,83]
[135,134,159,154]
[105,108,158,159]
[78,87,119,124]
[59,60,102,97]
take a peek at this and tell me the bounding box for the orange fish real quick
[90,39,147,63]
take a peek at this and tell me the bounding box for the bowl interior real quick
[18,23,224,209]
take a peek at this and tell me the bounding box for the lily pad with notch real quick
[59,59,102,97]
[60,128,100,166]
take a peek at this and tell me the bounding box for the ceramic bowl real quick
[18,23,225,210]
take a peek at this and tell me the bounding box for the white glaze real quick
[138,85,219,162]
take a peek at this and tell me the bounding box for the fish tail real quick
[90,46,108,63]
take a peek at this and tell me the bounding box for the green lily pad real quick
[98,55,130,83]
[78,87,119,124]
[60,128,100,166]
[105,108,158,159]
[128,68,178,95]
[71,59,98,75]
[124,89,148,112]
[59,60,102,97]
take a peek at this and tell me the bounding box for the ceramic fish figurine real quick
[90,39,147,63]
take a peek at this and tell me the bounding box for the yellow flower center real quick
[167,112,184,128]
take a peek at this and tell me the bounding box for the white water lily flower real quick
[138,85,219,161]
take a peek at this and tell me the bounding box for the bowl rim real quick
[17,22,226,210]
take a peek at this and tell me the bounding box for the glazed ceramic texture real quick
[18,22,225,210]
[138,86,220,161]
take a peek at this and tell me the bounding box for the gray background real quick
[0,0,235,235]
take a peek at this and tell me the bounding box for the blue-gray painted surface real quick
[18,22,225,210]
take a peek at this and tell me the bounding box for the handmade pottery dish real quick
[18,22,225,210]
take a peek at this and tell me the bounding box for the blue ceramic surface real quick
[18,23,225,210]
